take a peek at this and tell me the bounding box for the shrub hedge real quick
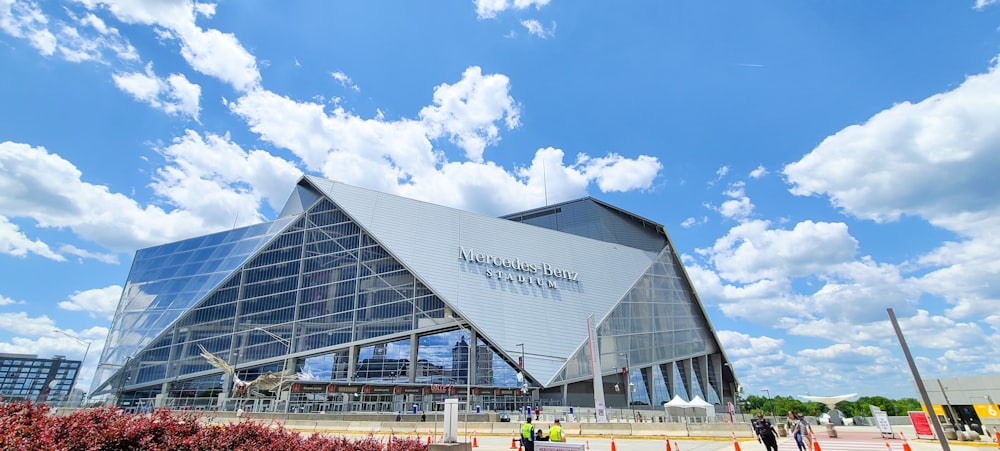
[0,401,428,451]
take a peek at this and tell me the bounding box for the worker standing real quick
[521,416,536,451]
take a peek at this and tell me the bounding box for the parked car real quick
[499,412,511,422]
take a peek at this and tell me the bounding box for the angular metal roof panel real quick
[301,176,659,385]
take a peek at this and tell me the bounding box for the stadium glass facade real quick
[0,353,82,405]
[91,176,738,414]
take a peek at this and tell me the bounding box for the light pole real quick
[618,352,633,421]
[515,343,525,418]
[762,389,772,423]
[54,329,92,406]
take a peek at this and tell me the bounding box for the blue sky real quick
[2,0,999,401]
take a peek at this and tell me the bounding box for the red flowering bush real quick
[0,401,429,451]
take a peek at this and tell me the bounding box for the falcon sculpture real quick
[198,344,293,397]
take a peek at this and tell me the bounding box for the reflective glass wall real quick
[98,197,524,407]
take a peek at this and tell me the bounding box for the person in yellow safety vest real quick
[521,416,535,451]
[548,419,565,442]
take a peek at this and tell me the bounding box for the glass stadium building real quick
[90,176,738,413]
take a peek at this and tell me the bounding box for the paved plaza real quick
[332,425,996,451]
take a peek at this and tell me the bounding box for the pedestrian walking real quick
[752,412,779,451]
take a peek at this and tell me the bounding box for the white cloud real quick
[113,63,201,119]
[579,154,661,192]
[57,285,122,320]
[974,0,999,10]
[475,0,551,19]
[331,71,360,92]
[749,165,767,179]
[699,219,858,283]
[712,182,754,221]
[0,311,58,337]
[0,215,65,261]
[151,130,303,218]
[783,56,1000,324]
[0,141,232,252]
[419,66,521,162]
[0,0,57,55]
[520,19,555,39]
[0,293,18,306]
[229,69,661,216]
[784,60,1000,231]
[73,0,261,91]
[0,2,138,63]
[57,244,119,263]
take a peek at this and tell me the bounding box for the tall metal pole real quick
[762,389,772,424]
[888,308,951,450]
[516,343,525,418]
[54,329,92,406]
[619,352,633,421]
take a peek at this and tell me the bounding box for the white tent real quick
[662,395,690,420]
[687,395,716,419]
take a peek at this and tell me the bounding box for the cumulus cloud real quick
[0,141,253,252]
[419,66,521,162]
[712,182,754,221]
[113,63,201,118]
[784,60,1000,232]
[57,285,122,320]
[229,68,660,216]
[0,293,19,306]
[700,219,858,283]
[151,130,303,218]
[783,57,1000,322]
[475,0,551,19]
[0,215,65,261]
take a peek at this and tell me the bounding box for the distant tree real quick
[889,398,921,416]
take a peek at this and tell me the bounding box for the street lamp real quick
[515,343,525,418]
[54,329,92,406]
[762,389,773,423]
[618,352,634,421]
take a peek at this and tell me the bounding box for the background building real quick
[919,375,1000,433]
[90,176,738,413]
[0,353,82,405]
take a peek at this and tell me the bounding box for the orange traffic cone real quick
[665,435,672,451]
[428,430,433,445]
[674,442,680,451]
[899,431,912,451]
[511,430,518,449]
[731,431,742,451]
[610,434,617,451]
[812,431,822,451]
[473,431,479,448]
